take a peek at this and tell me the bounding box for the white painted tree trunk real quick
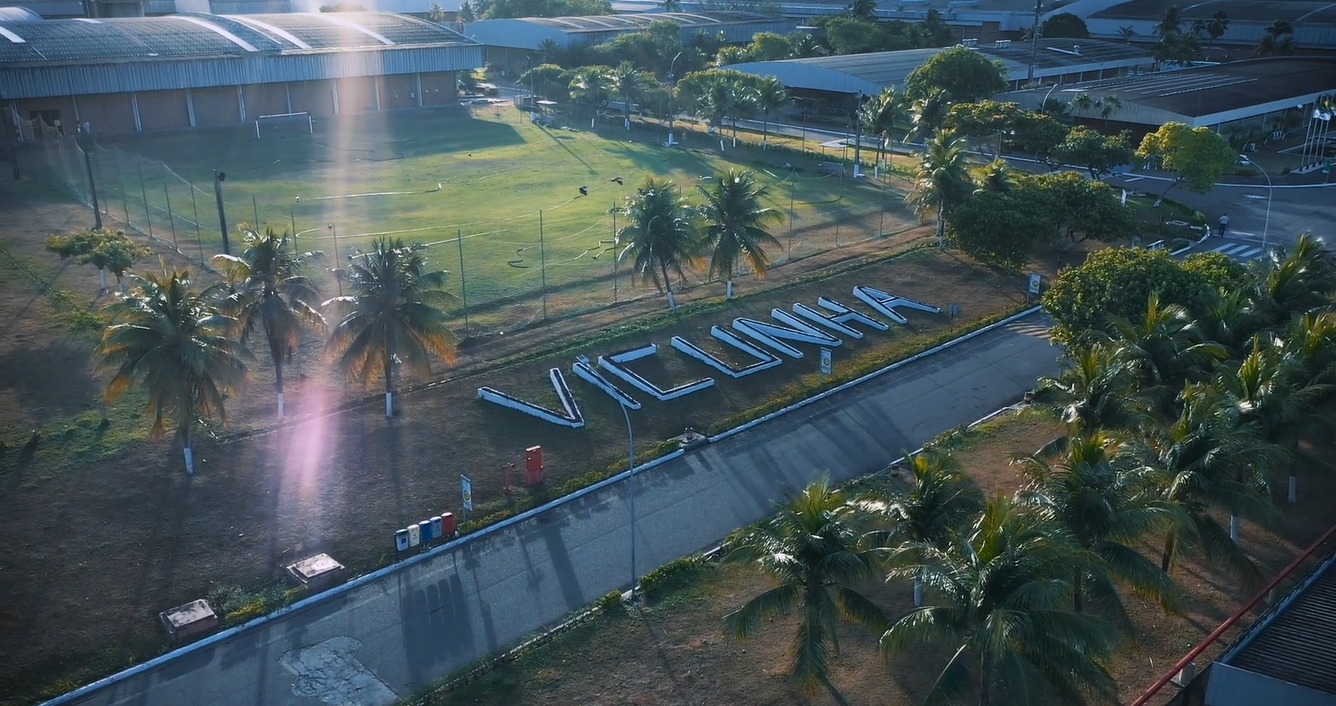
[624,117,630,131]
[183,446,194,475]
[726,280,733,299]
[98,268,107,291]
[719,139,726,152]
[913,576,923,607]
[1229,514,1240,542]
[1289,474,1298,503]
[277,392,285,419]
[666,290,677,310]
[385,391,394,418]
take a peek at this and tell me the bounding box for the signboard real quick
[460,474,473,513]
[819,347,832,375]
[1028,273,1042,296]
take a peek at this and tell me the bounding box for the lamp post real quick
[328,223,342,296]
[77,123,101,229]
[290,196,299,237]
[1239,155,1272,252]
[213,170,231,255]
[527,54,536,123]
[666,51,683,146]
[618,400,638,600]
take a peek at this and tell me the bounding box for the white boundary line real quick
[41,306,1049,706]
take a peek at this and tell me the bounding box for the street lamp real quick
[328,223,342,296]
[1238,155,1272,252]
[618,400,638,600]
[213,170,231,255]
[527,54,536,123]
[666,51,683,146]
[77,122,101,229]
[290,196,300,237]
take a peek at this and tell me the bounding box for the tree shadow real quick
[0,338,99,424]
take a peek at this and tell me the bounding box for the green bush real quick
[638,555,708,600]
[594,590,624,616]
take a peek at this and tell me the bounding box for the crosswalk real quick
[1205,240,1266,260]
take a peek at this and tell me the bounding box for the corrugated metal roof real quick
[1093,0,1336,24]
[0,11,474,66]
[1220,551,1336,696]
[519,11,781,32]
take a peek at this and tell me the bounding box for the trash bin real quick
[407,524,421,547]
[418,519,434,543]
[395,528,409,552]
[525,445,544,485]
[441,512,456,537]
[430,516,443,538]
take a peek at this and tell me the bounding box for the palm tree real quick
[1070,92,1095,117]
[697,169,784,299]
[1096,95,1122,126]
[609,61,647,131]
[1107,292,1226,418]
[859,87,910,170]
[426,3,447,22]
[909,88,951,141]
[1015,433,1181,628]
[696,75,737,148]
[724,477,887,706]
[1250,234,1336,328]
[907,130,971,250]
[882,495,1119,706]
[617,177,703,310]
[752,75,788,149]
[324,238,458,418]
[1154,6,1182,38]
[859,449,983,605]
[1196,287,1264,363]
[1205,11,1230,52]
[971,158,1018,195]
[1136,383,1280,578]
[1255,19,1296,56]
[213,228,325,419]
[96,264,251,474]
[1117,25,1136,43]
[1038,342,1150,435]
[569,66,610,127]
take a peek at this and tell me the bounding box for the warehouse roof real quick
[1092,0,1336,23]
[463,11,795,50]
[518,10,776,32]
[0,11,475,66]
[730,38,1152,96]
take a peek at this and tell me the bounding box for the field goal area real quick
[254,112,314,139]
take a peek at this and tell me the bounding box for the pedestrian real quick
[1218,213,1230,237]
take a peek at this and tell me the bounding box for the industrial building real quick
[1060,0,1336,58]
[0,10,482,138]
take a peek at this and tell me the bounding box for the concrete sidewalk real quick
[64,313,1061,706]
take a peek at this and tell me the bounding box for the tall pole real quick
[539,210,548,320]
[1240,155,1273,252]
[213,170,231,255]
[1027,0,1042,85]
[456,228,469,332]
[619,400,636,599]
[290,196,299,237]
[851,92,863,179]
[329,223,341,296]
[612,202,618,302]
[528,54,536,123]
[667,51,682,145]
[79,132,101,229]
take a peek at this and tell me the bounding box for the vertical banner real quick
[820,347,833,375]
[461,474,473,513]
[1028,273,1042,296]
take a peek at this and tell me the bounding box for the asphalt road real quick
[61,313,1062,706]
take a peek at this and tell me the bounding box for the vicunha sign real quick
[476,286,940,428]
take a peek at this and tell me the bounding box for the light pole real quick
[1239,155,1272,252]
[290,196,299,237]
[213,170,231,255]
[666,51,683,146]
[328,223,342,296]
[527,54,536,123]
[77,123,101,229]
[618,400,637,600]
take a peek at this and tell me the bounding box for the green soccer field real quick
[80,107,898,332]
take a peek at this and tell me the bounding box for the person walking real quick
[1218,213,1230,237]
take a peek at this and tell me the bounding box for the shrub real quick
[638,554,707,600]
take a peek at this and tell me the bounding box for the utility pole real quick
[213,170,231,255]
[1027,0,1042,85]
[78,123,101,229]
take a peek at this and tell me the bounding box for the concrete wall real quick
[15,95,77,137]
[242,83,290,120]
[136,89,190,131]
[192,86,240,127]
[419,71,456,107]
[335,76,379,114]
[381,74,418,110]
[77,93,136,134]
[288,79,336,117]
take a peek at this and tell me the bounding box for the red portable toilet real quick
[440,512,456,537]
[525,446,544,485]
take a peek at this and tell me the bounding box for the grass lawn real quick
[424,408,1336,706]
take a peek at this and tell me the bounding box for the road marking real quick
[1120,176,1145,183]
[280,636,398,706]
[1237,248,1262,259]
[1218,244,1250,256]
[1210,243,1237,252]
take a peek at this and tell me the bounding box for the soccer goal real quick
[254,112,314,139]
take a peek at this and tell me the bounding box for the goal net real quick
[254,112,314,139]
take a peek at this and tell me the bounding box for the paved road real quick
[62,313,1061,706]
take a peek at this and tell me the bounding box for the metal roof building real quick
[1007,56,1336,129]
[728,38,1154,97]
[462,11,795,51]
[1054,0,1336,53]
[1204,549,1336,705]
[0,11,482,137]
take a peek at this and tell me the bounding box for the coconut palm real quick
[859,87,910,169]
[213,228,325,419]
[859,449,983,605]
[1249,234,1336,328]
[1153,5,1182,38]
[96,264,251,474]
[752,75,788,149]
[1070,92,1095,116]
[324,237,458,418]
[569,66,610,125]
[1107,292,1226,418]
[907,130,972,249]
[609,61,647,131]
[724,477,887,706]
[1195,287,1264,363]
[1117,25,1136,43]
[1135,383,1280,579]
[617,176,703,310]
[1096,95,1122,126]
[909,88,951,140]
[882,495,1119,706]
[697,169,784,299]
[1038,342,1151,435]
[1015,433,1181,628]
[971,158,1018,195]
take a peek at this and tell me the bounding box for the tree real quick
[908,88,952,140]
[1027,171,1134,243]
[45,227,149,292]
[1042,247,1225,346]
[824,16,884,55]
[752,75,788,149]
[1203,11,1229,52]
[745,32,793,61]
[1249,234,1336,328]
[1096,95,1123,126]
[1153,5,1182,39]
[457,0,476,21]
[945,100,1019,157]
[426,3,447,21]
[907,131,972,249]
[525,63,571,102]
[972,158,1018,195]
[324,238,458,418]
[609,61,648,131]
[1117,25,1135,43]
[1069,91,1095,116]
[1053,126,1132,179]
[697,169,784,299]
[1016,433,1181,625]
[904,46,1007,103]
[617,177,702,310]
[882,495,1119,706]
[96,265,251,474]
[212,228,326,419]
[724,478,887,706]
[1009,110,1068,164]
[1039,342,1150,435]
[568,65,610,124]
[1108,293,1226,417]
[858,449,983,605]
[859,87,910,167]
[847,0,877,20]
[1135,121,1237,195]
[946,180,1053,270]
[1042,12,1090,38]
[1255,19,1296,56]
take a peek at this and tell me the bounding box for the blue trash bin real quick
[395,528,409,552]
[418,519,434,543]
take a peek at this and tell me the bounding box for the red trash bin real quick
[525,446,544,485]
[440,512,456,537]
